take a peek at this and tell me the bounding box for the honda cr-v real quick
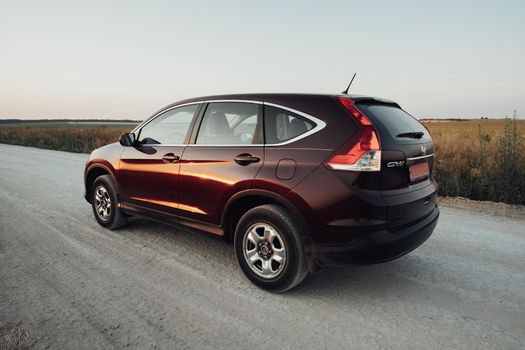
[84,93,439,292]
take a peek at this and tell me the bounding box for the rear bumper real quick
[311,206,439,267]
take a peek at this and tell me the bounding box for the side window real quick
[196,102,263,145]
[138,104,199,145]
[264,105,315,144]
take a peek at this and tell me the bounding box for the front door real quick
[178,102,264,227]
[118,103,201,216]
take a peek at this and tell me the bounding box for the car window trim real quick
[132,100,326,147]
[262,102,324,146]
[132,102,203,146]
[188,100,326,147]
[191,101,264,147]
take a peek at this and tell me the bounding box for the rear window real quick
[355,102,431,144]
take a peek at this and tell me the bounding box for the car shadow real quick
[119,217,437,297]
[289,253,437,298]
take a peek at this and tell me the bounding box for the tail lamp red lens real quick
[326,97,382,171]
[336,97,372,126]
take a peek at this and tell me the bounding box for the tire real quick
[234,204,308,293]
[91,175,128,230]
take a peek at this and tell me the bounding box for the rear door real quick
[118,103,201,216]
[355,101,437,229]
[178,101,264,227]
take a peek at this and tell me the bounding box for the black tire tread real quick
[92,175,128,230]
[234,204,308,293]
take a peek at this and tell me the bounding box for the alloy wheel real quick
[242,223,287,279]
[94,185,112,221]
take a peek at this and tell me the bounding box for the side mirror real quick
[119,132,136,147]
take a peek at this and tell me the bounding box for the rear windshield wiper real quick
[396,131,424,139]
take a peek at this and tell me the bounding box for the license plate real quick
[409,161,429,182]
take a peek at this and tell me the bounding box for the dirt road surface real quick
[1,144,524,349]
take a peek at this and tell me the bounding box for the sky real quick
[0,0,524,119]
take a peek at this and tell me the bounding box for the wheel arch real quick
[222,189,311,243]
[84,164,117,203]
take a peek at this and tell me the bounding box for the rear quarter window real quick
[264,105,316,144]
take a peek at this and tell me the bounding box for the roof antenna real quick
[342,73,357,94]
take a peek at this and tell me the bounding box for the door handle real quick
[162,153,180,163]
[234,153,260,166]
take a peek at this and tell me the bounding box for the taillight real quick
[326,97,382,172]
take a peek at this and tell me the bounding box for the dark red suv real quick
[84,93,439,292]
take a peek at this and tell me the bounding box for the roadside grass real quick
[0,126,131,153]
[1,118,524,205]
[423,117,525,205]
[0,120,136,153]
[0,322,34,350]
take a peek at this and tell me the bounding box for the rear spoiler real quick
[350,96,401,109]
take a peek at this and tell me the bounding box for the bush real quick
[495,111,525,203]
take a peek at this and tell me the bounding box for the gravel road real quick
[0,144,524,349]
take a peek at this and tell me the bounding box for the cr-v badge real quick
[387,161,405,167]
